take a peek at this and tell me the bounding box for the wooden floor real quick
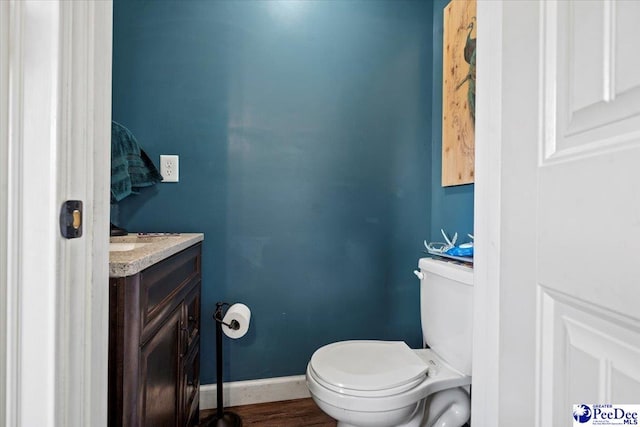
[199,398,336,427]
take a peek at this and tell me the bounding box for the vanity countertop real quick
[109,233,204,277]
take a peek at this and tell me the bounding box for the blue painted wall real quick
[112,0,433,383]
[430,0,474,243]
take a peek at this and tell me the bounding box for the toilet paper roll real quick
[222,303,251,339]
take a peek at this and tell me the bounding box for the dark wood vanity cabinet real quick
[109,243,202,427]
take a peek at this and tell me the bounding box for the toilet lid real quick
[309,341,429,392]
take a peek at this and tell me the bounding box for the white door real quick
[0,2,112,427]
[473,0,640,425]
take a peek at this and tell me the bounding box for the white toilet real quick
[306,258,473,427]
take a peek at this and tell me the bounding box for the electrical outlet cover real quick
[160,154,179,182]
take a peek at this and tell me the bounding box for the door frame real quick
[472,1,503,425]
[0,2,112,426]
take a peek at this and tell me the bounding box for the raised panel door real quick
[490,0,640,425]
[139,306,182,427]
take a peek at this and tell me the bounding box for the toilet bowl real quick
[306,341,470,427]
[306,258,474,427]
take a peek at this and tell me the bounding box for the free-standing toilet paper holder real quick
[203,302,243,427]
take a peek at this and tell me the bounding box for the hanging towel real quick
[111,121,163,202]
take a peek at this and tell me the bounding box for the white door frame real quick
[0,2,10,424]
[472,0,503,425]
[0,2,112,427]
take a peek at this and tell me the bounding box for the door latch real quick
[60,200,82,239]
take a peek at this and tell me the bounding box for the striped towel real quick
[111,121,163,202]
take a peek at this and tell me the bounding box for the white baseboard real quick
[200,375,311,410]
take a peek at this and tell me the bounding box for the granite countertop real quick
[109,233,204,277]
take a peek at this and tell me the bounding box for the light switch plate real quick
[160,155,179,182]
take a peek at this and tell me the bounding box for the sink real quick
[109,242,151,252]
[109,235,172,252]
[113,235,171,244]
[109,233,203,277]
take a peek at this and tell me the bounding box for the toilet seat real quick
[306,343,471,414]
[308,341,429,398]
[308,363,428,398]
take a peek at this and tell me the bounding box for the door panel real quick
[543,1,640,160]
[539,289,640,425]
[183,339,200,427]
[140,307,181,427]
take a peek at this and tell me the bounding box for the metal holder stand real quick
[203,302,242,427]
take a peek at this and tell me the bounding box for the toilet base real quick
[333,400,425,427]
[315,388,470,427]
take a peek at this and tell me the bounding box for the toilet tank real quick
[419,258,473,376]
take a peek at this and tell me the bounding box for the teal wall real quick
[112,0,434,384]
[429,0,474,242]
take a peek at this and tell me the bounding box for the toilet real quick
[306,258,473,427]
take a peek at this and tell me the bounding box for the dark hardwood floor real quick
[199,398,336,427]
[200,398,472,426]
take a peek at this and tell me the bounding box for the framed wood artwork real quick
[442,0,476,187]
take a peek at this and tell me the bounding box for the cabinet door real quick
[183,284,200,348]
[139,306,182,427]
[183,337,200,427]
[182,285,200,426]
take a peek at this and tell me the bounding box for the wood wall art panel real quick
[442,0,476,187]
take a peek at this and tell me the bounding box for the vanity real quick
[108,233,204,427]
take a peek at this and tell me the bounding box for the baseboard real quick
[200,375,311,410]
